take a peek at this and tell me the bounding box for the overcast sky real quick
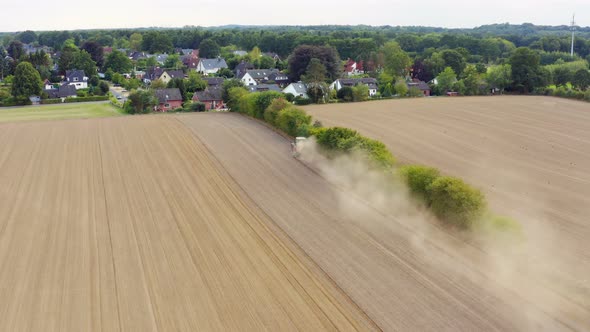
[1,0,588,32]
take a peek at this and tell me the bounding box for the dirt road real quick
[0,116,374,331]
[179,112,587,331]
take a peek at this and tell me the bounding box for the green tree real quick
[216,67,234,78]
[337,86,354,101]
[510,47,542,93]
[382,82,393,97]
[167,78,188,100]
[97,81,110,95]
[259,55,275,69]
[436,67,457,93]
[129,33,143,51]
[126,90,157,114]
[81,41,104,67]
[199,39,220,58]
[301,58,327,83]
[394,79,408,96]
[58,44,78,75]
[7,41,25,61]
[73,50,97,77]
[440,49,466,77]
[462,65,481,95]
[104,50,132,73]
[288,45,341,82]
[11,62,42,98]
[486,64,512,92]
[553,67,573,86]
[164,54,182,69]
[381,41,411,77]
[141,31,173,53]
[150,79,167,89]
[17,30,37,44]
[222,79,245,102]
[352,84,369,101]
[307,82,329,104]
[186,71,207,92]
[428,176,486,229]
[573,69,590,90]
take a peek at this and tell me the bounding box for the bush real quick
[264,98,290,126]
[253,91,283,119]
[64,96,109,103]
[399,165,441,203]
[40,98,63,104]
[185,102,206,112]
[428,176,486,229]
[173,107,184,112]
[408,87,423,97]
[275,107,312,137]
[352,84,369,102]
[337,86,353,101]
[293,96,312,105]
[284,92,295,102]
[315,127,359,150]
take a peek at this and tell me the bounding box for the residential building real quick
[406,79,431,96]
[263,52,281,61]
[344,59,364,76]
[159,70,184,84]
[65,70,88,89]
[239,69,280,86]
[196,58,228,75]
[204,77,225,87]
[234,61,254,78]
[44,84,77,99]
[155,88,183,111]
[330,78,378,96]
[268,72,290,88]
[233,50,248,57]
[247,84,282,93]
[145,67,164,83]
[192,86,224,110]
[283,82,309,99]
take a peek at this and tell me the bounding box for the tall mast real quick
[571,14,576,57]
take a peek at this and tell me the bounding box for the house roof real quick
[204,77,225,86]
[286,82,307,94]
[268,72,289,82]
[192,86,223,102]
[44,84,77,98]
[163,70,184,79]
[247,84,282,93]
[198,58,228,71]
[263,52,280,60]
[66,69,86,81]
[241,69,279,80]
[146,67,164,80]
[407,80,430,91]
[155,88,182,103]
[337,78,378,89]
[234,61,255,76]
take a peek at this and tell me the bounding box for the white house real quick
[65,70,88,89]
[239,69,279,86]
[330,78,378,97]
[196,58,228,75]
[283,82,309,99]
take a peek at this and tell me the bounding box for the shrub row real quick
[535,85,590,102]
[64,96,109,103]
[229,87,514,232]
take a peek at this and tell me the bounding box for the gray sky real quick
[1,0,588,32]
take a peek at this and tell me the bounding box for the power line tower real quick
[571,14,576,57]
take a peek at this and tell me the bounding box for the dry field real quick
[305,96,590,321]
[0,116,374,331]
[178,112,587,331]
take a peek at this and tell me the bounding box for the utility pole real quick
[571,14,576,57]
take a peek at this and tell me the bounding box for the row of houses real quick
[42,70,89,99]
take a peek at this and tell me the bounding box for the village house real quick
[204,77,225,87]
[247,84,282,93]
[239,69,281,86]
[406,79,431,96]
[154,88,183,111]
[343,59,364,76]
[65,70,88,89]
[43,84,77,99]
[330,78,378,96]
[283,82,309,99]
[234,61,255,78]
[268,72,289,88]
[192,86,224,110]
[263,52,281,61]
[196,58,228,75]
[159,70,184,84]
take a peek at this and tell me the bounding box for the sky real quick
[1,0,588,32]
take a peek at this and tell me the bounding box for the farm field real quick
[178,112,587,331]
[0,102,121,122]
[0,116,374,331]
[305,96,590,311]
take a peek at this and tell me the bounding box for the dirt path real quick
[0,116,374,331]
[178,112,586,331]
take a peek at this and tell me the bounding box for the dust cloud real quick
[297,137,589,331]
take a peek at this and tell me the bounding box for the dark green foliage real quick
[81,41,104,67]
[185,102,206,112]
[288,45,341,82]
[573,69,590,90]
[264,97,290,126]
[141,31,173,53]
[12,62,42,98]
[337,86,354,101]
[428,176,486,229]
[293,96,312,105]
[275,107,312,137]
[126,90,157,114]
[398,165,441,203]
[199,39,220,58]
[167,78,188,100]
[98,81,110,95]
[222,79,245,102]
[63,96,109,103]
[252,91,283,119]
[17,30,37,44]
[103,50,132,73]
[510,47,543,93]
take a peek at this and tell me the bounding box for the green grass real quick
[0,102,123,123]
